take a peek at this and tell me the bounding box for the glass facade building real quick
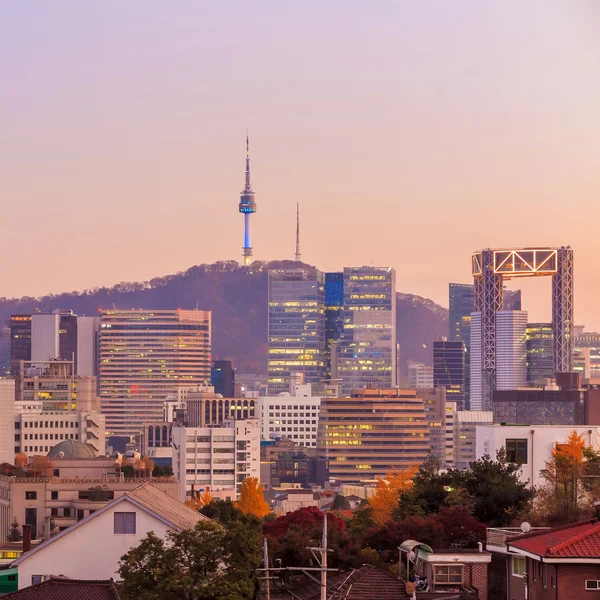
[526,323,554,382]
[433,339,466,411]
[325,272,344,381]
[449,284,474,344]
[99,309,212,439]
[337,267,396,395]
[267,268,326,394]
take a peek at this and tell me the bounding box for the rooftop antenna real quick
[295,203,301,262]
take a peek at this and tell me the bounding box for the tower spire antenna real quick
[295,203,301,262]
[239,132,257,266]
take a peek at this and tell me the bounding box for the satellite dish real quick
[521,522,532,533]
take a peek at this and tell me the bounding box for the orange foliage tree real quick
[539,430,591,520]
[186,489,213,511]
[368,466,418,525]
[14,453,28,470]
[236,477,270,518]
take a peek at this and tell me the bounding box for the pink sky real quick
[2,1,599,327]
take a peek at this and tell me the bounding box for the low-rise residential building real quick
[445,401,457,468]
[171,419,260,501]
[12,482,208,589]
[272,489,319,514]
[502,519,600,600]
[259,384,321,448]
[476,424,600,488]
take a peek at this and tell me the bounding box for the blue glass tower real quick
[325,272,344,380]
[239,135,257,266]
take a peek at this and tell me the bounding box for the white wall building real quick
[12,482,208,589]
[15,410,105,456]
[0,380,15,465]
[259,383,320,447]
[172,419,260,501]
[31,314,60,363]
[454,410,494,469]
[408,362,434,389]
[476,424,600,488]
[496,310,528,391]
[76,316,101,377]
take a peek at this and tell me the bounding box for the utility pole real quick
[321,512,328,600]
[263,538,271,600]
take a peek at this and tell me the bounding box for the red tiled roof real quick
[3,577,121,599]
[510,519,600,559]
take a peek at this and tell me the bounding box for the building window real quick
[586,581,600,590]
[25,491,37,500]
[512,556,526,577]
[51,491,58,500]
[31,576,44,585]
[114,512,136,534]
[433,565,463,586]
[506,439,528,464]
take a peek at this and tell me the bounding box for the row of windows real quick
[268,413,317,418]
[20,421,79,429]
[22,433,79,441]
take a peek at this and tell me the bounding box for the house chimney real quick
[22,524,31,553]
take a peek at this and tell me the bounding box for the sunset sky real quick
[2,1,599,326]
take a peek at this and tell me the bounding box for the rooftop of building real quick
[2,577,121,599]
[47,440,96,460]
[509,519,600,559]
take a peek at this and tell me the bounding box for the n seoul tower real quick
[239,135,257,266]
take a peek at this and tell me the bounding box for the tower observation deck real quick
[239,135,257,266]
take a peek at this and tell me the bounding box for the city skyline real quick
[2,2,600,328]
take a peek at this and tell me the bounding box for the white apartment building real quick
[408,362,434,389]
[476,424,600,488]
[259,384,320,447]
[15,411,105,456]
[172,419,260,501]
[0,381,15,465]
[453,410,494,469]
[496,310,528,391]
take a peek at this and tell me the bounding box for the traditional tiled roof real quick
[510,519,600,558]
[125,482,209,531]
[3,577,121,599]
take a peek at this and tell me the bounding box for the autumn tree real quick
[7,518,22,542]
[368,466,417,525]
[186,489,213,511]
[14,453,28,470]
[236,477,270,518]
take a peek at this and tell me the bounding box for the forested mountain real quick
[0,261,447,374]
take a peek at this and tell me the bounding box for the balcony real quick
[486,527,549,554]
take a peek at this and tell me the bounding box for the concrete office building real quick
[99,309,211,439]
[526,322,554,382]
[267,268,326,394]
[445,401,457,468]
[171,419,260,500]
[76,316,101,377]
[453,410,493,469]
[317,388,429,482]
[408,362,434,389]
[495,311,528,391]
[0,381,15,466]
[259,383,321,447]
[337,267,396,395]
[433,339,466,411]
[420,387,448,467]
[476,425,600,488]
[15,411,105,457]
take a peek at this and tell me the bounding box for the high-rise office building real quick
[325,272,344,381]
[10,315,32,375]
[337,267,396,395]
[267,268,326,394]
[0,327,10,377]
[31,311,78,365]
[211,360,235,397]
[433,339,466,410]
[449,284,474,343]
[317,388,429,482]
[495,311,528,391]
[99,309,212,439]
[76,316,101,377]
[526,323,554,382]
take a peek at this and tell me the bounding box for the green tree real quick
[332,494,351,510]
[459,449,534,526]
[7,518,22,542]
[119,520,261,600]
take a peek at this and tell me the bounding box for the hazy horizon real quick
[2,1,599,327]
